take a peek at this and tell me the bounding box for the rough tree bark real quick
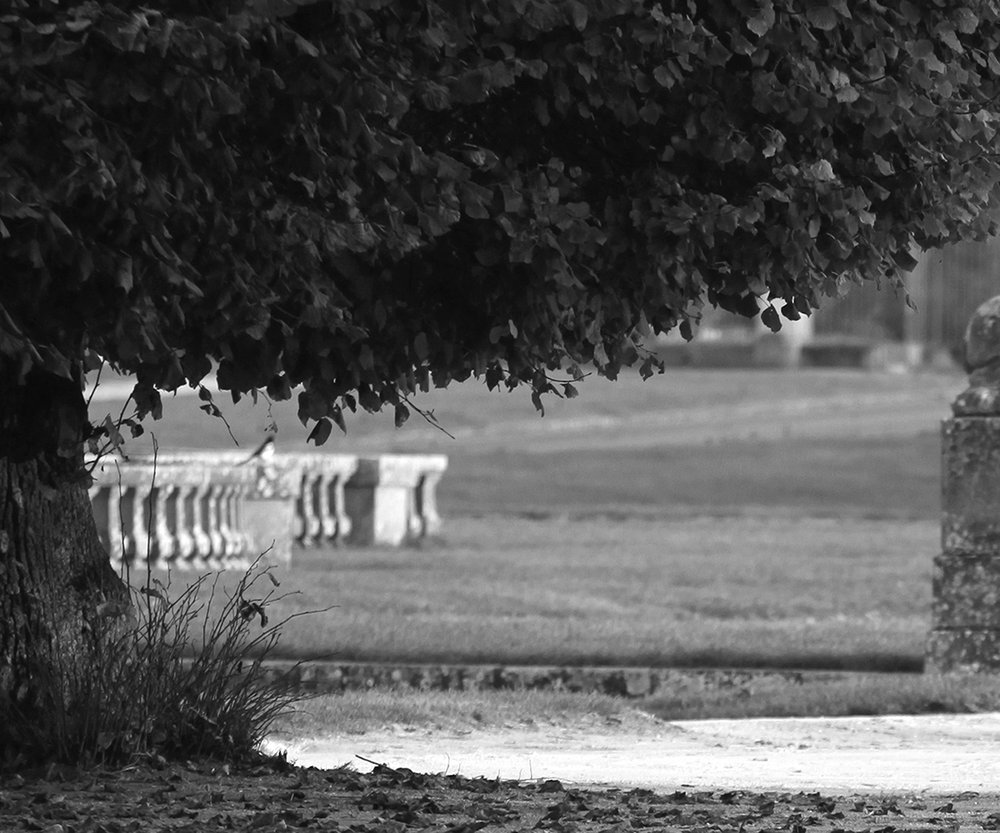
[0,368,130,730]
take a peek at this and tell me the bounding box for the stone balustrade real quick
[282,454,360,547]
[89,451,447,570]
[88,454,260,572]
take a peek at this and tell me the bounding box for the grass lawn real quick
[271,671,1000,738]
[148,513,935,671]
[111,365,986,722]
[96,366,957,520]
[643,669,1000,720]
[89,366,961,459]
[440,431,942,519]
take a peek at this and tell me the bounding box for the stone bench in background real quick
[88,451,447,571]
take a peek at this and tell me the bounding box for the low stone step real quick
[258,660,855,698]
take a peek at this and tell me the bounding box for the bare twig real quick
[402,396,457,440]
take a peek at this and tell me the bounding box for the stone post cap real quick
[954,296,1000,416]
[966,296,1000,371]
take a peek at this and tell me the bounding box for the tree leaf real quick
[116,257,134,292]
[892,248,919,271]
[760,305,782,333]
[307,417,332,446]
[806,7,839,31]
[747,15,772,37]
[414,332,429,361]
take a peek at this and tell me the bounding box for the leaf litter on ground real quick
[1,757,997,833]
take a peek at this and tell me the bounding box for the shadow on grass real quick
[305,647,924,674]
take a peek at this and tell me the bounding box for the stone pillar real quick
[927,296,1000,672]
[245,457,300,567]
[344,455,448,546]
[345,457,420,546]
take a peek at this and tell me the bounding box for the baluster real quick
[88,460,129,571]
[407,478,424,539]
[316,472,337,544]
[90,484,123,571]
[418,463,447,537]
[116,485,135,564]
[173,484,196,568]
[206,483,225,568]
[153,484,177,567]
[130,482,152,567]
[298,471,321,546]
[291,483,305,542]
[107,486,124,569]
[331,468,352,542]
[215,483,235,565]
[224,483,248,568]
[191,482,212,569]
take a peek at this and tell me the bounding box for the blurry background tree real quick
[3,0,1000,755]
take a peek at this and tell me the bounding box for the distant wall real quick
[648,238,1000,368]
[813,238,1000,360]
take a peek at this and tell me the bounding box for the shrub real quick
[1,557,308,769]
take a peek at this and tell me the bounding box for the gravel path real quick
[272,712,1000,795]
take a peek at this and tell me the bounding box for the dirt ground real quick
[8,711,1000,831]
[271,710,1000,795]
[7,752,1000,833]
[9,712,1000,833]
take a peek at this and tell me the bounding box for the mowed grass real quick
[644,671,1000,720]
[89,366,959,458]
[269,672,1000,738]
[114,367,961,676]
[273,689,641,738]
[94,367,958,520]
[147,513,935,671]
[440,431,942,520]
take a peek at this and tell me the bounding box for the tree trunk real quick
[0,369,130,742]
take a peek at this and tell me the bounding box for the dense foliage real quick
[4,0,1000,443]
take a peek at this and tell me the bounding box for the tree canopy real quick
[4,0,1000,445]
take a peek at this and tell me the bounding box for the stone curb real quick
[259,660,853,698]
